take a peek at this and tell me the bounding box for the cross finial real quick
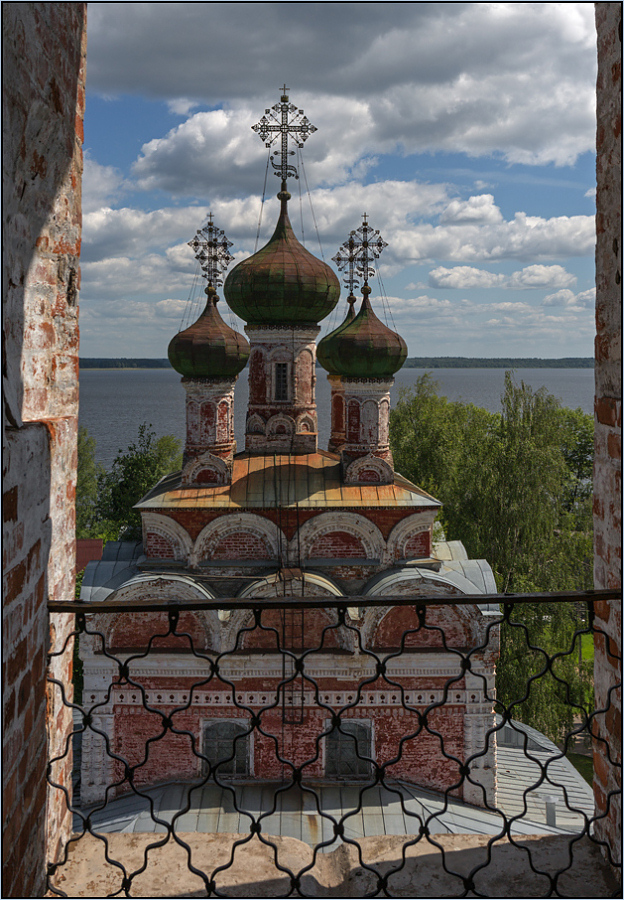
[188,214,234,292]
[252,88,317,187]
[333,215,388,293]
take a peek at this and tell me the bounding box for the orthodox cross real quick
[333,213,388,298]
[252,85,317,185]
[188,213,234,290]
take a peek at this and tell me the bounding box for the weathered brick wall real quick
[2,4,86,896]
[593,1,622,876]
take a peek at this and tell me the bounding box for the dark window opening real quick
[326,721,371,777]
[203,721,249,775]
[275,363,288,401]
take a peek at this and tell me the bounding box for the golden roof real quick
[135,451,441,511]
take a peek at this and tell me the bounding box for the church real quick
[79,89,499,811]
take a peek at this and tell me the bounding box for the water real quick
[79,367,595,469]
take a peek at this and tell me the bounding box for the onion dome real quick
[168,288,250,379]
[316,287,407,379]
[223,193,340,326]
[316,295,356,373]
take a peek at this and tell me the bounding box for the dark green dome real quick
[223,194,340,325]
[168,290,250,378]
[316,296,356,374]
[316,290,407,379]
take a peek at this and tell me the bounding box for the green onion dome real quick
[223,193,340,325]
[316,296,356,374]
[168,288,250,379]
[316,288,407,379]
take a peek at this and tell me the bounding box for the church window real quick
[326,721,371,777]
[203,721,250,776]
[275,363,288,401]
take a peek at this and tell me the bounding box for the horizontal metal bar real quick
[47,587,621,614]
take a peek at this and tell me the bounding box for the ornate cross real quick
[188,213,235,290]
[252,86,317,185]
[333,214,388,293]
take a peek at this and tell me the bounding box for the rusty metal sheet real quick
[135,451,441,510]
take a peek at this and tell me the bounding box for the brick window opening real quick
[203,721,249,776]
[326,721,371,778]
[275,363,288,401]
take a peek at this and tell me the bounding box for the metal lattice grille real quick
[46,590,621,898]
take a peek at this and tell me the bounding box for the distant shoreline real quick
[79,357,594,370]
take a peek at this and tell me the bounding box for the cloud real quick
[86,4,596,168]
[428,263,577,290]
[506,264,576,289]
[542,287,595,308]
[440,195,503,225]
[82,157,127,214]
[428,266,505,289]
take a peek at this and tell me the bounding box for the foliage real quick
[390,373,595,743]
[95,423,182,541]
[76,427,105,538]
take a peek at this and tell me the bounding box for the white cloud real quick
[87,3,596,168]
[429,263,577,290]
[506,264,576,289]
[82,157,126,214]
[440,195,503,225]
[428,266,505,289]
[542,287,595,308]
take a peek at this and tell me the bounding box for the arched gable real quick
[192,513,284,566]
[293,512,385,563]
[361,568,488,650]
[97,574,219,652]
[141,512,193,562]
[387,514,433,561]
[225,573,350,652]
[182,451,230,487]
[343,455,394,486]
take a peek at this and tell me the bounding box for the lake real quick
[79,367,595,469]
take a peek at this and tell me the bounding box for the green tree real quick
[95,423,182,540]
[76,426,105,538]
[390,373,594,742]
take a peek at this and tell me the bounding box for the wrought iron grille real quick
[46,590,621,898]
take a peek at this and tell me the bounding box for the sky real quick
[80,2,598,359]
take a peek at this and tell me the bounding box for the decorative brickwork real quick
[593,2,622,877]
[244,326,320,453]
[2,4,86,896]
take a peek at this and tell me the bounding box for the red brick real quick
[595,396,618,427]
[607,431,622,460]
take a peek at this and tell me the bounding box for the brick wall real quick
[2,4,86,896]
[593,1,622,876]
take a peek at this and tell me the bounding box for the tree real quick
[95,423,182,541]
[76,426,105,538]
[390,373,595,742]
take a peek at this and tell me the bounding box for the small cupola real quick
[317,216,407,379]
[168,288,250,379]
[168,215,249,379]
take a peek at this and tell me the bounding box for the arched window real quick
[326,721,371,777]
[275,362,288,401]
[203,721,249,776]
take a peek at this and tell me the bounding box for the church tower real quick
[168,216,249,485]
[224,87,339,454]
[317,216,407,483]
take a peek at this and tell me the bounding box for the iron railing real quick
[46,589,621,898]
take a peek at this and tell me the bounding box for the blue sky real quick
[80,2,598,358]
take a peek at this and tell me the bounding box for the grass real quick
[567,752,593,786]
[579,631,595,662]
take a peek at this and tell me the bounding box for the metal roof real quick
[135,451,441,511]
[77,767,589,846]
